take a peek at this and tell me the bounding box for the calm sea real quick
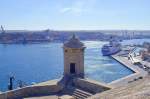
[0,39,149,91]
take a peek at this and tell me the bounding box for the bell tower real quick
[63,34,85,78]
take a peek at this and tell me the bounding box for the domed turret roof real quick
[64,34,84,48]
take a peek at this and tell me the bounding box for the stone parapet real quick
[73,78,111,94]
[0,79,62,99]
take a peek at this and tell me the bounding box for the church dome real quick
[64,34,84,48]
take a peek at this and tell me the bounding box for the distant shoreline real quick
[0,38,149,45]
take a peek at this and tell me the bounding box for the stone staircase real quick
[58,76,94,99]
[59,86,93,99]
[67,87,93,99]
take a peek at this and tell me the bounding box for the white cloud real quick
[60,8,72,13]
[60,7,83,14]
[60,0,97,15]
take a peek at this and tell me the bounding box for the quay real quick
[108,54,148,87]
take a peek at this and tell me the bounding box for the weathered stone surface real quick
[88,76,150,99]
[59,95,74,99]
[74,78,111,93]
[64,34,84,49]
[24,95,58,99]
[0,79,62,99]
[63,34,85,78]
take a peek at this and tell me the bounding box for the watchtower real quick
[63,34,85,78]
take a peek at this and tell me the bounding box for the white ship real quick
[101,38,121,56]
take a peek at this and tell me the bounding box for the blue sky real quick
[0,0,150,30]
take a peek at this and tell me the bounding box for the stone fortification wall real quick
[73,78,111,93]
[0,80,62,99]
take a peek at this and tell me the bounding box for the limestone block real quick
[59,95,75,99]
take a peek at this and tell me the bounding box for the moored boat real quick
[101,37,121,56]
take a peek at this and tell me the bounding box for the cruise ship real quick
[101,38,121,56]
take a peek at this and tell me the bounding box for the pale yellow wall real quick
[63,47,85,77]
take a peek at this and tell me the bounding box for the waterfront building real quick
[141,49,150,61]
[140,42,150,61]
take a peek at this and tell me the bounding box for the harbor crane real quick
[128,47,141,64]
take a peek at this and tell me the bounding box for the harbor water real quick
[0,39,149,91]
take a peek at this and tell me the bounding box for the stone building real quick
[63,34,85,78]
[141,42,150,61]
